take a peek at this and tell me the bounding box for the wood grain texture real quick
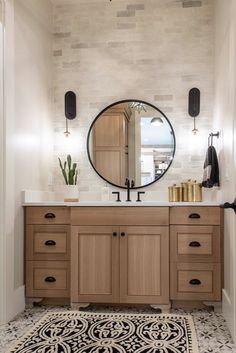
[71,226,119,303]
[92,110,128,186]
[170,207,221,225]
[170,225,221,262]
[26,207,70,225]
[26,261,70,298]
[120,226,169,304]
[95,150,122,185]
[170,262,221,301]
[26,225,70,261]
[71,207,169,226]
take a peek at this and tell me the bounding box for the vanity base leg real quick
[70,303,90,311]
[150,303,171,314]
[25,298,43,308]
[203,301,222,313]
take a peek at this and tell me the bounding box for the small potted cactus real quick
[58,154,79,201]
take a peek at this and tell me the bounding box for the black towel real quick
[202,145,220,188]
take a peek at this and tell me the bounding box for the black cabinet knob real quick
[189,213,200,219]
[44,213,56,219]
[45,240,56,246]
[120,232,126,237]
[113,232,117,237]
[45,277,56,283]
[189,241,201,247]
[189,279,201,285]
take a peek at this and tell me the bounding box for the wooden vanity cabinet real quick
[25,207,71,299]
[170,206,223,302]
[71,226,120,303]
[24,205,223,309]
[71,207,169,305]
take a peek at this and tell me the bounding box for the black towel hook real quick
[208,132,220,147]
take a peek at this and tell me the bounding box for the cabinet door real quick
[120,226,169,304]
[71,226,119,303]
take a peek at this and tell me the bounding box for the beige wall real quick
[214,0,236,339]
[2,0,53,322]
[52,0,215,200]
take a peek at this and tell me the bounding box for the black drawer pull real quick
[113,232,117,237]
[189,213,200,219]
[45,240,56,246]
[120,232,126,237]
[189,279,201,285]
[45,276,56,283]
[44,213,56,219]
[189,241,201,247]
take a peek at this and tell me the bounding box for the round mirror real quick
[87,100,176,189]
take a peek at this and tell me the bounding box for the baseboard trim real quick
[222,288,231,307]
[6,285,25,323]
[222,288,235,342]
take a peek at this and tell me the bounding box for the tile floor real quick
[0,305,235,353]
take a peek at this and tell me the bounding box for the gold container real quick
[193,181,202,202]
[181,182,188,202]
[187,179,193,202]
[177,187,183,202]
[168,186,174,202]
[172,184,179,202]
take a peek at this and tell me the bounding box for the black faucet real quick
[125,178,134,202]
[136,191,145,202]
[112,191,121,202]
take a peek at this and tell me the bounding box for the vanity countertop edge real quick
[22,201,221,207]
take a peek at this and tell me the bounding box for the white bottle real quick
[101,185,110,202]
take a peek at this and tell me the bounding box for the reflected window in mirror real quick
[87,100,176,189]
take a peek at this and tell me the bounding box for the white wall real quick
[1,0,53,323]
[214,0,236,339]
[0,0,5,325]
[52,0,215,201]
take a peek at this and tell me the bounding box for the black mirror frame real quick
[87,99,176,190]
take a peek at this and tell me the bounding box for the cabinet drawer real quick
[25,207,70,225]
[170,262,221,301]
[170,207,221,225]
[26,225,70,261]
[71,207,169,226]
[170,225,221,262]
[26,261,70,298]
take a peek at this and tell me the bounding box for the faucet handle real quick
[112,191,121,202]
[131,180,135,188]
[136,191,145,202]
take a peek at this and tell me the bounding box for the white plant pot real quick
[63,185,79,202]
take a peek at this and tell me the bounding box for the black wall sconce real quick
[64,91,77,137]
[188,88,200,135]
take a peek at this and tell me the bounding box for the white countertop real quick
[22,201,221,207]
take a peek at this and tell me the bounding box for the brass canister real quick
[177,187,183,202]
[187,179,193,202]
[172,184,179,202]
[193,181,202,202]
[181,182,188,202]
[168,186,174,202]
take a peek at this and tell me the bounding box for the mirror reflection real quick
[87,100,175,188]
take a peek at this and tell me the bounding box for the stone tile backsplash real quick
[52,0,214,200]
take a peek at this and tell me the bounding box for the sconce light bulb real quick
[64,130,71,138]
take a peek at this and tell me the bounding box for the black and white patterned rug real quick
[7,311,199,353]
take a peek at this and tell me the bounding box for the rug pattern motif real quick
[7,312,198,353]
